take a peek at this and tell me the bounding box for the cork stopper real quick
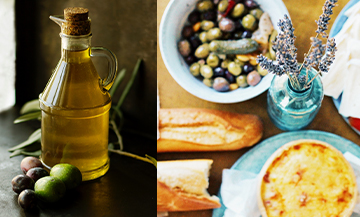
[61,7,91,35]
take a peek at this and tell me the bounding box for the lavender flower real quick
[318,37,336,74]
[305,37,325,68]
[273,15,299,77]
[256,54,285,76]
[257,0,338,91]
[316,0,338,37]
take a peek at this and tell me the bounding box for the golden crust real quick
[157,108,263,152]
[157,180,221,212]
[257,139,357,217]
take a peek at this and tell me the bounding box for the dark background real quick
[15,0,157,138]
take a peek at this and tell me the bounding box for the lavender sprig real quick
[318,37,336,74]
[315,0,338,37]
[256,54,286,76]
[256,0,338,91]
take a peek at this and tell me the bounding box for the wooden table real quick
[157,0,359,216]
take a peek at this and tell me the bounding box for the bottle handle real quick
[90,47,118,91]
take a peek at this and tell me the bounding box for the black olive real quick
[213,67,226,77]
[244,0,259,9]
[242,30,252,38]
[188,35,202,50]
[182,25,194,38]
[188,11,201,24]
[185,55,197,65]
[11,175,34,194]
[222,32,233,40]
[18,189,37,210]
[235,19,245,31]
[243,63,255,74]
[224,70,236,83]
[202,10,217,22]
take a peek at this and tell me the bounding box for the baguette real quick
[157,159,221,212]
[157,108,263,152]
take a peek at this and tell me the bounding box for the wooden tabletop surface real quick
[157,0,359,216]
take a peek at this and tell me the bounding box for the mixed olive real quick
[178,0,276,92]
[11,156,82,211]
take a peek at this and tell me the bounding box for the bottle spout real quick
[49,15,66,27]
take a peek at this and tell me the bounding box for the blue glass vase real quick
[267,66,324,131]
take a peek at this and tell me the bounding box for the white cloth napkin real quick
[220,152,360,217]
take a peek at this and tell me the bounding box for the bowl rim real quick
[159,0,289,103]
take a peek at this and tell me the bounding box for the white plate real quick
[159,0,289,103]
[212,130,360,217]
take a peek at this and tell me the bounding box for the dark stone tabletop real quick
[0,106,156,217]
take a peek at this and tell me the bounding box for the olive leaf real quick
[14,111,41,124]
[10,150,42,158]
[9,150,23,158]
[20,99,41,114]
[145,154,157,168]
[109,68,126,97]
[8,128,41,151]
[114,59,142,110]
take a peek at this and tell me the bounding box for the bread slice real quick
[157,159,221,212]
[257,139,357,217]
[157,108,263,152]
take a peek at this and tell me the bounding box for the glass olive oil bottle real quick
[40,7,117,181]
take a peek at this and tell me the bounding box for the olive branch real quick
[8,59,157,168]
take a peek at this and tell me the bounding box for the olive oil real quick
[42,8,117,181]
[40,48,111,181]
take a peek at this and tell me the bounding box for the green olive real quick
[200,65,213,78]
[209,41,219,52]
[231,3,245,18]
[201,20,215,31]
[242,14,257,31]
[227,62,242,76]
[221,59,231,69]
[234,59,245,67]
[203,78,214,87]
[206,28,222,41]
[199,32,208,43]
[257,64,268,76]
[236,75,248,88]
[195,43,210,59]
[218,0,228,13]
[206,53,219,68]
[250,8,263,20]
[196,0,213,12]
[189,62,201,76]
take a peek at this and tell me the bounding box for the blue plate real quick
[329,0,360,136]
[212,130,360,217]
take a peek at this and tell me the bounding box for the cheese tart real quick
[258,139,357,217]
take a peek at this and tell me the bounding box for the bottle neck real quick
[60,33,92,62]
[61,33,92,50]
[286,79,312,98]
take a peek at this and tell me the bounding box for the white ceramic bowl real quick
[159,0,289,103]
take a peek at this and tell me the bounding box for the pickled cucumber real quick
[209,39,258,54]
